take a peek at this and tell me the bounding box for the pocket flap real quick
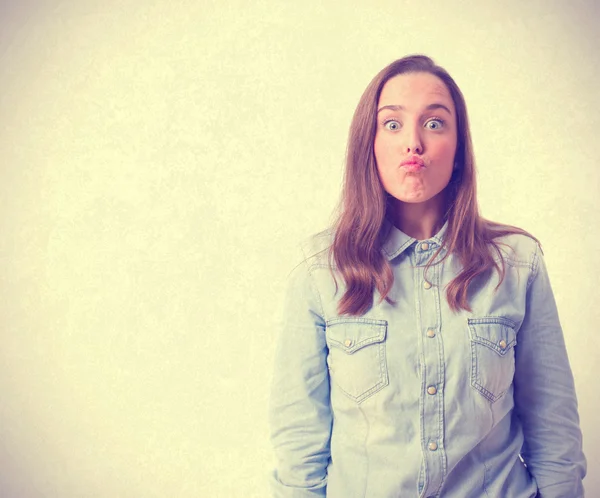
[326,318,387,354]
[468,316,517,356]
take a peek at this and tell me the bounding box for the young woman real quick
[269,55,586,497]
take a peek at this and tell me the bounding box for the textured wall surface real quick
[1,0,598,496]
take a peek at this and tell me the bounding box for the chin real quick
[399,196,428,204]
[388,188,447,206]
[393,193,427,204]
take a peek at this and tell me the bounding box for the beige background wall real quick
[1,0,598,496]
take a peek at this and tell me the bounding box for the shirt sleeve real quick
[269,251,332,497]
[513,244,587,497]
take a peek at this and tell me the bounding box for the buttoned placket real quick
[413,240,447,498]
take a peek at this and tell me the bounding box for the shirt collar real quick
[381,218,449,261]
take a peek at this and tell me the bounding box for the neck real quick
[388,194,447,240]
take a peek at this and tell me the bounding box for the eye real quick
[383,119,401,131]
[425,118,444,130]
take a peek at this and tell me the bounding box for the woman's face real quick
[374,72,457,207]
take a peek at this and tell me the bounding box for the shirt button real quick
[423,281,432,290]
[428,441,438,451]
[421,242,429,251]
[427,386,437,395]
[344,339,353,348]
[426,329,436,338]
[499,339,507,349]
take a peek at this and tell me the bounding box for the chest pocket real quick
[468,316,517,403]
[325,318,388,403]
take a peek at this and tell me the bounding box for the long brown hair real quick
[332,55,536,316]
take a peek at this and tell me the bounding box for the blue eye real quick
[425,119,444,130]
[384,120,401,131]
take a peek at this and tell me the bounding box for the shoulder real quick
[281,229,336,317]
[483,221,542,272]
[298,228,335,271]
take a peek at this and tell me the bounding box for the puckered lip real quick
[400,156,425,167]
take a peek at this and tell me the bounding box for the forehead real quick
[378,72,454,111]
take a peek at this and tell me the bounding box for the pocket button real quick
[344,338,354,348]
[499,339,507,350]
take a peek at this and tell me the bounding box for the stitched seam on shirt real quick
[301,248,327,322]
[414,254,429,498]
[309,262,337,270]
[467,316,517,328]
[326,330,385,352]
[433,259,447,495]
[482,457,491,497]
[326,317,388,326]
[526,243,541,290]
[502,258,533,272]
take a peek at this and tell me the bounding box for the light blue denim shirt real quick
[269,221,586,498]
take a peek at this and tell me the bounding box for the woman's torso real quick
[305,222,539,498]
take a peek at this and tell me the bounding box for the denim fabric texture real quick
[269,221,586,498]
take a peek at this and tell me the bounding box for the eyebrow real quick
[377,103,453,115]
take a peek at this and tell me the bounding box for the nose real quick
[403,125,423,154]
